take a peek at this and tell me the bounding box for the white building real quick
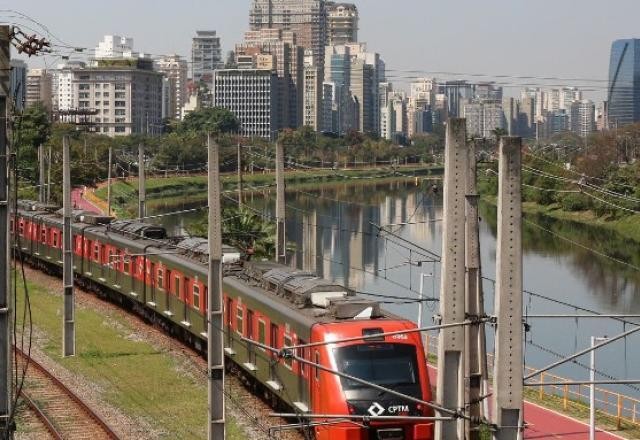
[154,54,188,120]
[72,59,163,136]
[213,69,279,140]
[54,61,87,119]
[464,101,504,138]
[571,99,595,138]
[94,35,136,59]
[326,2,359,46]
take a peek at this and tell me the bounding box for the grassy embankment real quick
[93,165,443,217]
[14,277,246,440]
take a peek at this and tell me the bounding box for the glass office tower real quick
[608,39,640,127]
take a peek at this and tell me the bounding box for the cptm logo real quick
[367,402,385,417]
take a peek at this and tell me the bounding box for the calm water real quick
[155,181,640,399]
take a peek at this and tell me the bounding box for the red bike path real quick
[426,366,625,439]
[71,187,103,213]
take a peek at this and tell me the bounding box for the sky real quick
[4,0,640,101]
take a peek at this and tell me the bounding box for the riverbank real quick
[93,165,443,217]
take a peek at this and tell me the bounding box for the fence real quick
[423,335,640,429]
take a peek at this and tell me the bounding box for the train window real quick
[108,250,114,269]
[123,255,130,274]
[93,243,100,261]
[270,324,279,351]
[314,351,320,381]
[258,320,266,349]
[157,269,164,289]
[283,335,293,369]
[236,306,244,335]
[40,228,46,244]
[333,344,419,390]
[297,341,307,377]
[18,221,24,236]
[52,232,58,248]
[193,284,200,309]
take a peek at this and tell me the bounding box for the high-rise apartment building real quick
[236,28,304,128]
[72,59,163,136]
[54,60,87,120]
[326,2,358,46]
[571,99,595,138]
[213,69,279,140]
[463,101,504,138]
[154,54,189,120]
[344,43,384,135]
[608,39,640,127]
[9,59,27,111]
[249,0,327,70]
[192,30,223,106]
[303,59,323,130]
[26,69,53,111]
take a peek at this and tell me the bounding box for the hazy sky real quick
[5,0,640,101]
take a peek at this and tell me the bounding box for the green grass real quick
[95,165,443,217]
[14,277,247,440]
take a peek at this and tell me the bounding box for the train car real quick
[14,201,434,440]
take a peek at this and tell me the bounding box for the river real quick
[154,180,640,400]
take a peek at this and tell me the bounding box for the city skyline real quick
[7,0,640,101]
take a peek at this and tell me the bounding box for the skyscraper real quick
[154,54,189,120]
[249,0,327,69]
[192,31,223,106]
[608,39,640,127]
[571,99,596,138]
[326,2,358,46]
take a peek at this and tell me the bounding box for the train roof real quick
[235,261,386,322]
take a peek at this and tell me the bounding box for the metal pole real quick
[138,143,145,220]
[0,25,12,437]
[275,142,286,264]
[38,144,45,203]
[237,141,243,208]
[590,336,596,440]
[46,146,52,204]
[492,137,523,440]
[62,135,75,357]
[207,133,225,440]
[465,139,485,440]
[436,118,467,440]
[107,147,112,216]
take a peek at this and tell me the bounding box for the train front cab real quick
[311,321,433,440]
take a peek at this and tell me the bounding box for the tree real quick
[177,107,239,134]
[13,104,52,182]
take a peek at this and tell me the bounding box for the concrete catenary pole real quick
[62,135,75,357]
[0,25,12,437]
[237,141,243,208]
[435,119,468,440]
[207,133,225,439]
[38,144,45,203]
[138,143,145,220]
[492,137,523,440]
[107,147,112,216]
[464,139,488,439]
[46,146,52,204]
[275,142,286,264]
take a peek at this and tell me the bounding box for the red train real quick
[16,201,434,440]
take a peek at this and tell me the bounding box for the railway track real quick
[15,347,120,440]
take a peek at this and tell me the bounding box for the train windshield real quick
[333,343,419,390]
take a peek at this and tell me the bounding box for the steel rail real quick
[20,390,63,439]
[15,347,120,439]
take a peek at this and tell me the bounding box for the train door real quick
[297,341,310,406]
[246,310,255,366]
[165,269,173,314]
[173,274,181,316]
[183,277,190,323]
[100,244,107,279]
[269,323,279,382]
[149,262,155,304]
[225,296,233,348]
[311,350,322,415]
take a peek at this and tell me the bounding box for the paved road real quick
[426,366,624,439]
[71,187,101,214]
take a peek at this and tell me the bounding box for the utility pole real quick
[107,147,112,216]
[138,143,145,220]
[207,133,225,440]
[0,25,12,438]
[465,139,488,439]
[275,142,286,264]
[436,119,468,440]
[38,144,45,203]
[492,137,523,440]
[62,135,75,357]
[46,146,52,204]
[237,141,243,208]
